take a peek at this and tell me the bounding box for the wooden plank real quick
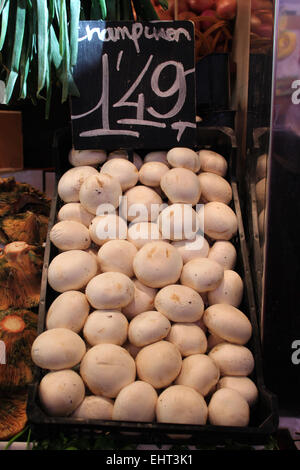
[0,110,23,171]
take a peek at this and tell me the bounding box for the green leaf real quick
[70,0,80,66]
[0,0,7,16]
[132,0,159,20]
[36,0,49,99]
[0,0,10,51]
[5,0,26,103]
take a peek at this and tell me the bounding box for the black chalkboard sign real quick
[71,21,196,150]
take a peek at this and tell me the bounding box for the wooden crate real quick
[0,110,23,172]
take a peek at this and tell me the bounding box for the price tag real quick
[71,21,196,150]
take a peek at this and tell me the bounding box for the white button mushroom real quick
[157,203,201,241]
[127,222,165,249]
[48,250,98,292]
[89,214,127,246]
[217,376,258,407]
[100,158,139,191]
[208,388,250,427]
[198,150,228,177]
[79,173,122,214]
[199,202,238,240]
[128,311,171,347]
[256,153,267,181]
[80,344,136,397]
[31,328,86,370]
[180,257,224,293]
[154,284,204,323]
[57,202,94,227]
[203,304,252,345]
[107,149,143,169]
[68,149,107,167]
[198,172,232,205]
[160,168,201,205]
[112,381,158,422]
[97,240,137,277]
[50,220,91,251]
[133,241,183,288]
[156,385,208,425]
[167,147,201,173]
[144,150,169,166]
[208,343,255,376]
[136,340,182,389]
[208,240,237,270]
[120,185,163,223]
[122,279,157,320]
[207,270,244,307]
[139,162,169,187]
[39,370,85,416]
[85,272,135,310]
[71,395,114,419]
[83,310,128,346]
[171,236,209,264]
[58,166,99,203]
[46,291,90,333]
[175,354,220,396]
[166,323,208,356]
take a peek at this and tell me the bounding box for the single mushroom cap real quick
[198,150,228,177]
[180,257,224,293]
[57,202,94,227]
[46,290,90,333]
[175,354,220,396]
[122,279,157,320]
[198,172,232,204]
[156,385,208,425]
[203,304,252,345]
[50,220,91,251]
[83,310,128,346]
[217,376,258,407]
[139,162,169,187]
[119,185,163,223]
[207,270,244,307]
[97,239,137,277]
[100,158,139,191]
[160,168,201,205]
[47,250,98,292]
[68,148,107,167]
[112,381,158,422]
[79,173,122,215]
[199,202,238,240]
[166,322,208,356]
[128,310,171,347]
[127,222,165,249]
[154,284,204,322]
[39,370,85,417]
[80,344,136,397]
[71,395,114,419]
[133,241,183,288]
[171,236,209,264]
[157,203,201,241]
[144,150,169,166]
[208,240,237,270]
[107,149,143,169]
[135,340,182,389]
[256,153,267,181]
[58,166,99,203]
[85,272,135,310]
[208,343,255,376]
[208,388,250,427]
[167,147,201,173]
[31,328,86,370]
[89,214,128,246]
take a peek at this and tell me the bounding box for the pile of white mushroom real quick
[31,146,258,429]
